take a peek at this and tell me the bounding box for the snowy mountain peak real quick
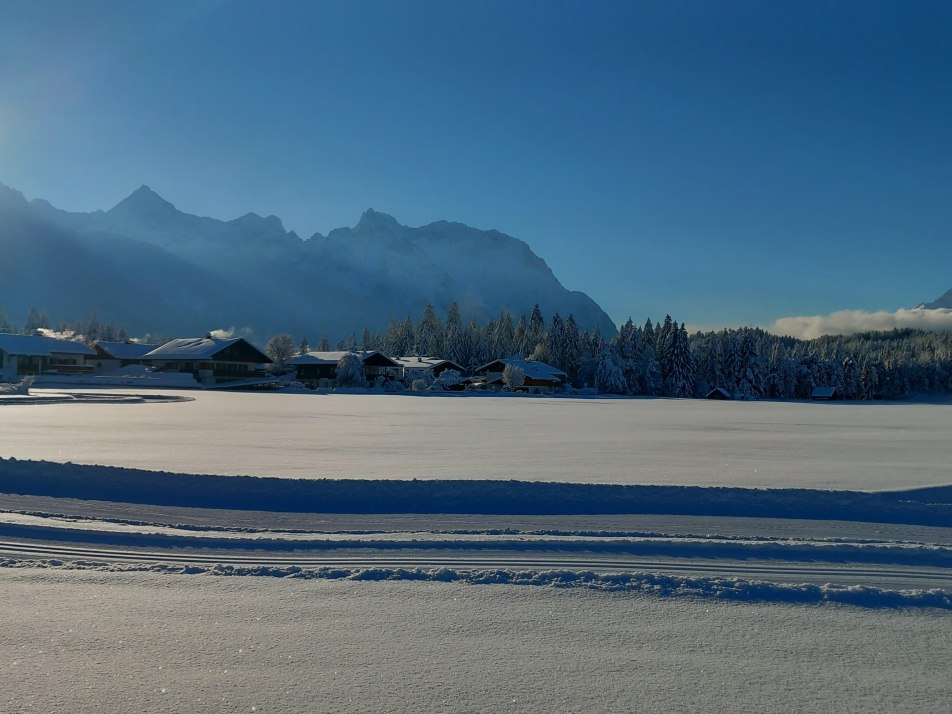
[109,185,177,219]
[0,182,28,209]
[230,211,286,230]
[918,287,952,310]
[355,208,401,234]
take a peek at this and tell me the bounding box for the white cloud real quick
[208,327,235,339]
[767,308,952,340]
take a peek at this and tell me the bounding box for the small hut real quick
[705,387,732,400]
[810,386,842,401]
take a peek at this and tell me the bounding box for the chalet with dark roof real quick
[0,333,96,382]
[393,356,466,382]
[92,340,159,371]
[142,336,271,385]
[288,350,400,388]
[475,357,567,393]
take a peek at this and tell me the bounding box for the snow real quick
[0,332,95,357]
[92,341,159,359]
[141,336,257,360]
[2,390,951,491]
[477,356,567,380]
[2,389,950,710]
[392,356,461,371]
[1,571,949,713]
[35,366,200,388]
[288,350,392,366]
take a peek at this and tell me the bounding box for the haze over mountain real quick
[0,183,616,340]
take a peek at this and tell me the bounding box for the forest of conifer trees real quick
[322,305,952,400]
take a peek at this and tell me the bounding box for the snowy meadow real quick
[2,390,951,490]
[2,389,950,713]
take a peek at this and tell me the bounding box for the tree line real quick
[287,304,952,400]
[5,301,951,400]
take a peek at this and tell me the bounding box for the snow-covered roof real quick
[0,333,95,357]
[475,357,567,381]
[811,386,840,398]
[288,350,394,366]
[94,341,159,360]
[392,356,463,371]
[143,337,256,361]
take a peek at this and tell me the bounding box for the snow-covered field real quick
[2,389,951,490]
[2,570,949,713]
[2,389,950,712]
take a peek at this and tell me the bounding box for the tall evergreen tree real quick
[546,312,565,368]
[513,314,531,357]
[641,318,656,353]
[665,323,696,397]
[590,325,604,359]
[416,304,443,356]
[491,311,515,358]
[443,302,463,361]
[735,330,764,400]
[0,305,13,333]
[561,314,582,384]
[25,306,50,333]
[528,304,545,343]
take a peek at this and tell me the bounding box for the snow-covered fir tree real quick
[665,323,695,397]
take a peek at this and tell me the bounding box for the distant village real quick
[2,303,952,400]
[0,332,573,395]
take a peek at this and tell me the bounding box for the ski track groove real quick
[2,539,951,586]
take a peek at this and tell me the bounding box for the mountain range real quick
[0,183,616,340]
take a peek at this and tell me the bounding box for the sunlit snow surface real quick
[2,390,951,490]
[2,391,951,712]
[2,571,950,714]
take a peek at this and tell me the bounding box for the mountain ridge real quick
[916,288,952,310]
[0,182,617,340]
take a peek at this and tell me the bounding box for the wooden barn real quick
[706,387,733,400]
[810,386,842,401]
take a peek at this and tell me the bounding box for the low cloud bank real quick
[768,308,952,340]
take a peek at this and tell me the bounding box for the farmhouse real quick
[393,356,465,382]
[475,357,567,393]
[142,336,271,385]
[0,333,96,382]
[289,350,401,388]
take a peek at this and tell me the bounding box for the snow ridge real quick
[2,558,948,610]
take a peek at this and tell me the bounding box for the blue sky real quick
[2,0,950,331]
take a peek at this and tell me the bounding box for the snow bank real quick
[2,558,948,610]
[1,458,949,526]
